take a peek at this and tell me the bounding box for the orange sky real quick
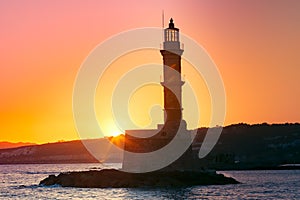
[0,0,299,143]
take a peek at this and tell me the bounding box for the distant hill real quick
[0,142,36,149]
[0,123,299,170]
[193,123,300,170]
[0,138,123,164]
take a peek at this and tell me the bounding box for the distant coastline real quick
[0,123,299,171]
[0,141,36,150]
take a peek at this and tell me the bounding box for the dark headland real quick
[2,123,299,169]
[40,169,239,188]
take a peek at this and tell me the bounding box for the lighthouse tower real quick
[122,18,196,172]
[160,18,184,123]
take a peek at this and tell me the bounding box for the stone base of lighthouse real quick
[122,120,199,173]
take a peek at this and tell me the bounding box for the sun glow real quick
[111,130,123,137]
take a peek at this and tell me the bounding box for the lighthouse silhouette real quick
[160,18,184,126]
[122,19,196,172]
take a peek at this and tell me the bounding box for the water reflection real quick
[0,164,299,199]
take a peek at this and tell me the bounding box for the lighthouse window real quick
[172,30,175,41]
[166,30,170,41]
[165,29,179,42]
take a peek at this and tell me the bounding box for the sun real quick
[111,130,122,137]
[96,116,123,137]
[104,123,123,137]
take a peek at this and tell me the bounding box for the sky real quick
[0,0,299,143]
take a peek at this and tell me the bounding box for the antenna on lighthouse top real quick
[162,10,164,29]
[162,10,165,43]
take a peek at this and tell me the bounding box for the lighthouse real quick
[122,18,195,172]
[160,18,184,124]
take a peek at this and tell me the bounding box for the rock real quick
[39,169,239,188]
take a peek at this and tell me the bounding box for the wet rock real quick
[40,169,239,188]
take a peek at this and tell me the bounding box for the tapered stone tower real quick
[122,19,195,172]
[160,18,184,124]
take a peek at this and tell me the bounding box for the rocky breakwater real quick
[40,169,239,188]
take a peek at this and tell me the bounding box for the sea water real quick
[0,163,299,199]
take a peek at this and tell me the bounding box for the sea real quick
[0,163,299,199]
